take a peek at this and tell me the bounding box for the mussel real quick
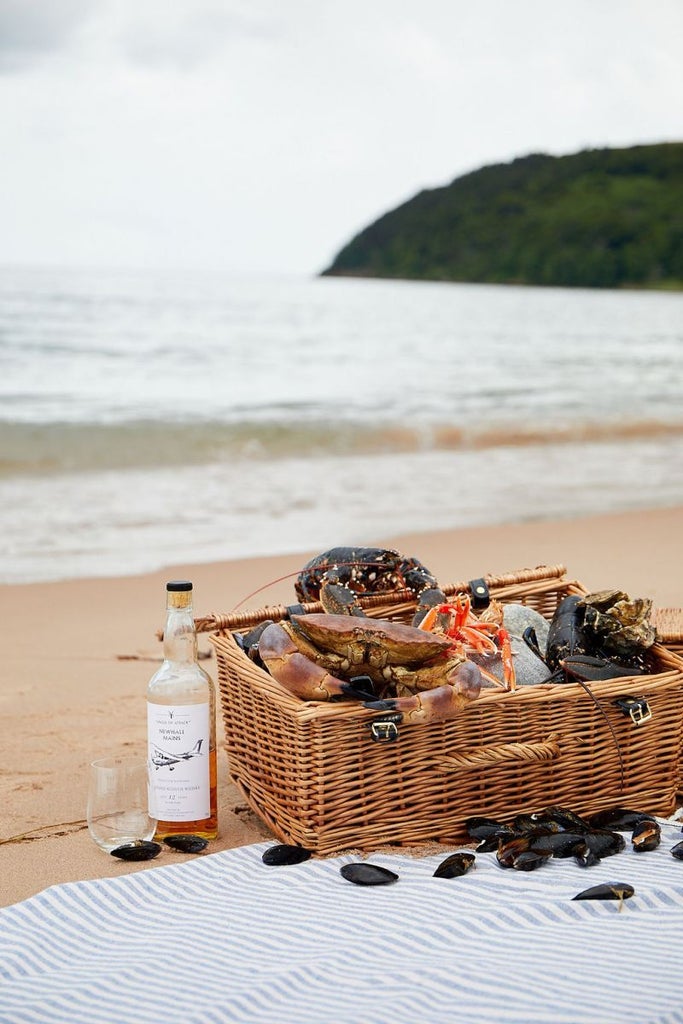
[631,819,661,852]
[110,840,161,861]
[586,807,655,832]
[433,852,475,878]
[539,806,591,832]
[511,849,552,872]
[573,830,625,869]
[340,863,399,886]
[496,836,551,871]
[464,815,505,841]
[584,829,626,859]
[262,844,312,866]
[163,834,209,854]
[572,882,634,910]
[528,831,587,859]
[515,813,561,835]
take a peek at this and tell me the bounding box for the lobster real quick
[294,546,447,625]
[527,594,652,791]
[531,594,649,683]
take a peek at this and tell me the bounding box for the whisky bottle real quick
[147,580,218,840]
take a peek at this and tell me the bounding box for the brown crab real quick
[258,612,482,724]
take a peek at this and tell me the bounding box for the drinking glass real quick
[87,755,157,852]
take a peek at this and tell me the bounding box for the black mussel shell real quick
[631,819,661,852]
[163,834,209,854]
[464,815,506,841]
[433,852,476,878]
[572,882,634,902]
[262,844,312,866]
[671,840,683,860]
[497,835,548,868]
[574,845,600,868]
[540,806,591,832]
[511,849,551,872]
[584,829,626,859]
[110,840,162,861]
[496,835,534,869]
[511,813,538,834]
[340,863,399,886]
[587,807,655,832]
[527,813,562,834]
[514,813,560,835]
[476,825,516,852]
[530,831,587,858]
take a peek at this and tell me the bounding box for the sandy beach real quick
[2,504,682,909]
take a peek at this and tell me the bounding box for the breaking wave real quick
[2,415,683,477]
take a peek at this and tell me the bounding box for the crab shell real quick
[294,613,472,698]
[259,612,475,701]
[289,613,452,668]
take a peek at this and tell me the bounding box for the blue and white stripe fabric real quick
[2,828,683,1024]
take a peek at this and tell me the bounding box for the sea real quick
[1,265,682,584]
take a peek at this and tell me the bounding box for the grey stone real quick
[471,604,552,687]
[503,604,550,656]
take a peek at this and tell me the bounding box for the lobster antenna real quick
[232,568,303,611]
[231,559,407,612]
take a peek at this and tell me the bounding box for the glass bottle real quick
[147,580,218,840]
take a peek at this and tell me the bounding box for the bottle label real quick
[147,703,210,821]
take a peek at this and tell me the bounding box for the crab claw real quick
[258,622,352,701]
[363,661,482,724]
[364,685,468,725]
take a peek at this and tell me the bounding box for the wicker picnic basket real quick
[205,564,683,855]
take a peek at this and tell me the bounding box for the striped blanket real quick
[2,832,683,1023]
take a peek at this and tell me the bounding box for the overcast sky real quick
[1,0,681,276]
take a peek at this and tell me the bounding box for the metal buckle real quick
[366,713,402,742]
[614,696,652,726]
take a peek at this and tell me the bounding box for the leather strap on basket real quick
[437,733,561,772]
[468,578,490,609]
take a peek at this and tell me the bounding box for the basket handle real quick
[436,733,561,773]
[193,563,568,634]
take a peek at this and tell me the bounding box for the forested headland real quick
[322,143,682,289]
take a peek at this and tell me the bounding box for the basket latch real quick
[614,695,652,726]
[366,713,403,742]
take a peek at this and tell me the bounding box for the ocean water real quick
[1,266,682,584]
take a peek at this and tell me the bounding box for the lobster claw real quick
[560,654,646,683]
[522,626,544,661]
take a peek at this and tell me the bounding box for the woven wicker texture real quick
[210,566,683,855]
[655,607,683,654]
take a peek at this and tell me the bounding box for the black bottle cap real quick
[166,580,193,592]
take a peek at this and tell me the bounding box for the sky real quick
[1,0,681,276]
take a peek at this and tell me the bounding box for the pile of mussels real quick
[466,804,682,870]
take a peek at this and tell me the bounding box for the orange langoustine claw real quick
[418,593,517,691]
